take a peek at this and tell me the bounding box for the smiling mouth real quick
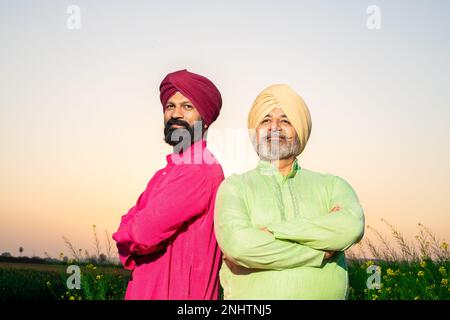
[171,124,185,129]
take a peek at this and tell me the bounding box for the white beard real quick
[255,135,301,161]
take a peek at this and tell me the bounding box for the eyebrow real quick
[166,100,192,105]
[263,114,288,118]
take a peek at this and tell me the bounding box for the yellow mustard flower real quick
[441,279,448,286]
[417,271,425,277]
[387,268,395,276]
[438,266,447,276]
[419,261,426,268]
[441,242,448,250]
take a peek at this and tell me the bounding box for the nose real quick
[269,119,281,131]
[171,105,183,119]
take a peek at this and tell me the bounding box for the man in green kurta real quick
[214,84,365,299]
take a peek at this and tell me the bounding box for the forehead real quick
[264,107,287,118]
[167,91,192,104]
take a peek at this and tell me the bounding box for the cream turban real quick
[247,84,312,156]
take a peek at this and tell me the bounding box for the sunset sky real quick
[1,0,449,258]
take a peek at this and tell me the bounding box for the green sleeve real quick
[214,175,325,271]
[266,176,365,251]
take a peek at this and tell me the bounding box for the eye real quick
[183,104,193,110]
[261,119,270,124]
[165,104,175,110]
[281,119,291,124]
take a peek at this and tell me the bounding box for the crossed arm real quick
[214,175,364,271]
[265,176,365,252]
[112,167,211,269]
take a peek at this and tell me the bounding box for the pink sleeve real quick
[112,191,146,270]
[123,167,211,256]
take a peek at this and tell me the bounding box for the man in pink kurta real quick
[112,70,224,299]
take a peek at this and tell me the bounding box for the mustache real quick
[165,118,190,130]
[259,131,288,140]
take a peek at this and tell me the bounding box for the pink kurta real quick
[112,140,224,299]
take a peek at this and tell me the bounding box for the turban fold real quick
[248,84,312,156]
[159,69,222,127]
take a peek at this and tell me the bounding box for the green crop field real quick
[1,221,448,300]
[1,259,449,300]
[0,262,130,300]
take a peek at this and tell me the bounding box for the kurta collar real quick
[257,158,300,182]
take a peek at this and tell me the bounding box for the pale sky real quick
[1,0,449,258]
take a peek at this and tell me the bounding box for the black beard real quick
[164,119,196,151]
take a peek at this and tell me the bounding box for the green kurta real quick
[214,159,365,299]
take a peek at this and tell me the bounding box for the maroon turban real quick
[159,69,222,127]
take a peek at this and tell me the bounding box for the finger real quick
[330,206,341,212]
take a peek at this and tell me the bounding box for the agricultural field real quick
[2,258,449,300]
[0,261,130,300]
[1,222,448,300]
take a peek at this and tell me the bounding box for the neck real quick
[172,138,205,154]
[271,156,296,176]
